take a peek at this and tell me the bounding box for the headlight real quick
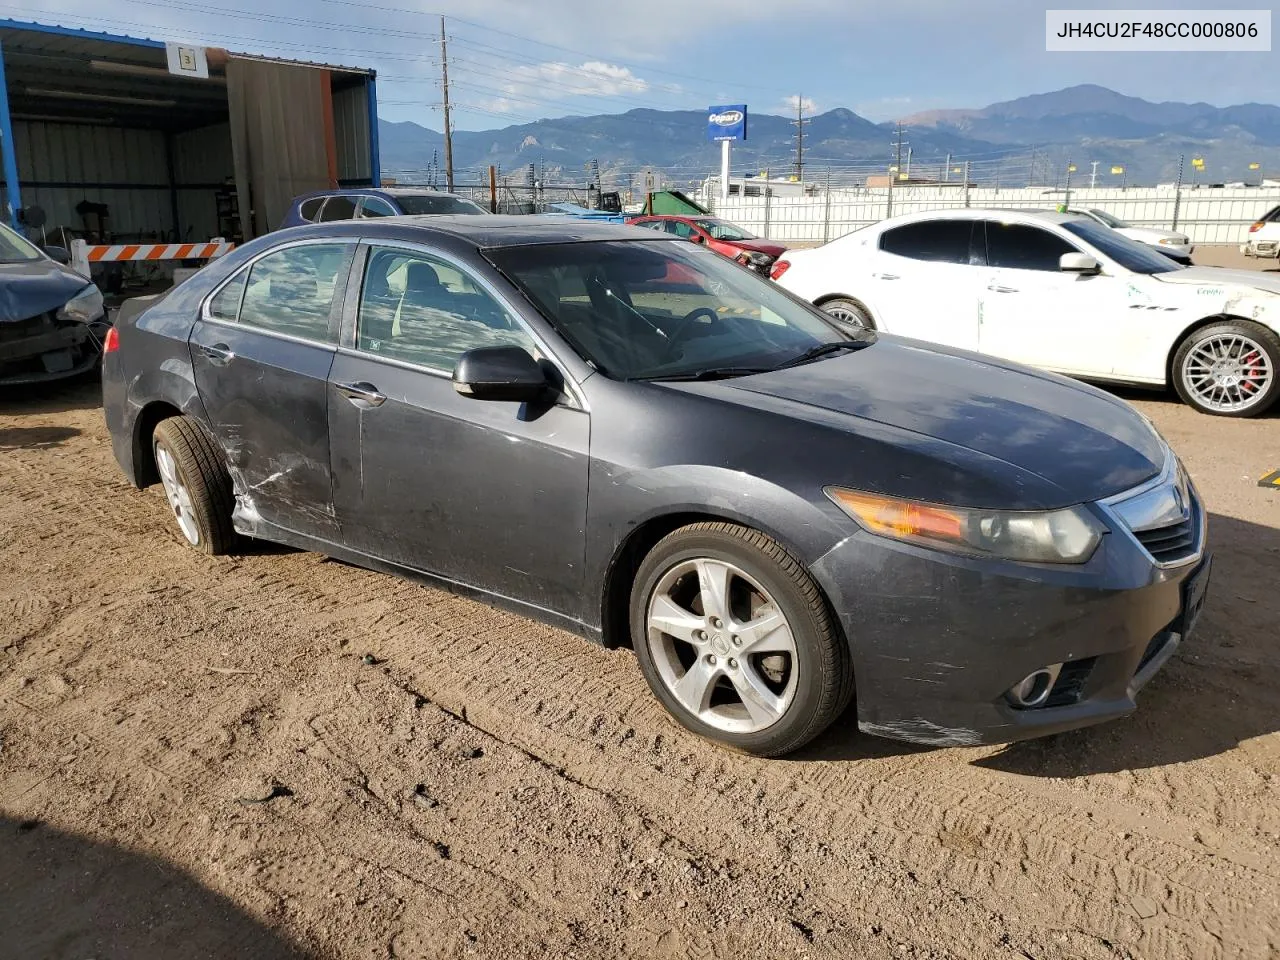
[826,487,1105,564]
[57,284,105,324]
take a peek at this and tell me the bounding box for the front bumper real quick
[810,490,1209,747]
[0,311,110,385]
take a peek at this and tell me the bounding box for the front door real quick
[189,240,355,538]
[327,243,591,616]
[976,221,1122,378]
[866,218,983,351]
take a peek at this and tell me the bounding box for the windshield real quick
[0,222,44,262]
[693,218,758,242]
[1061,219,1182,274]
[486,240,856,380]
[396,194,489,216]
[1087,208,1128,228]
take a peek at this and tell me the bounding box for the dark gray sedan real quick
[102,216,1211,756]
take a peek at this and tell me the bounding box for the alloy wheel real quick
[1181,333,1273,413]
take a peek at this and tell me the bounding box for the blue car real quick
[279,188,489,229]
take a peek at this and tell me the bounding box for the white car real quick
[1241,203,1280,259]
[771,208,1280,417]
[1068,208,1193,262]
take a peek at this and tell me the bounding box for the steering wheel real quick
[663,306,720,351]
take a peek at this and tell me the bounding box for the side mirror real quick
[689,233,705,244]
[1060,252,1100,274]
[44,245,71,265]
[453,345,549,403]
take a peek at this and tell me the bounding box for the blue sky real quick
[14,0,1278,130]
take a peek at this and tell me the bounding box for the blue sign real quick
[707,104,747,142]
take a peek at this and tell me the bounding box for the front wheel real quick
[819,298,874,330]
[629,522,853,757]
[1171,320,1280,417]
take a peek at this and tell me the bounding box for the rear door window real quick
[983,222,1080,271]
[299,197,326,222]
[880,220,976,264]
[319,195,358,222]
[662,220,695,239]
[235,243,353,342]
[359,197,397,218]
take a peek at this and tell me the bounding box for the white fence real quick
[702,185,1280,246]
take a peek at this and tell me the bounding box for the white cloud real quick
[782,95,819,115]
[480,59,649,113]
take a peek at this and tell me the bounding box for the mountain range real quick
[377,84,1280,188]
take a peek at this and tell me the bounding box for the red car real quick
[627,215,787,274]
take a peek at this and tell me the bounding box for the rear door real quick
[189,240,356,538]
[866,219,983,349]
[326,242,590,614]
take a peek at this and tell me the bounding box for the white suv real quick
[1242,204,1280,259]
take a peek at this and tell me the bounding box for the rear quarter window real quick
[299,197,326,221]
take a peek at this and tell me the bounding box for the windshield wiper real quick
[638,366,774,382]
[772,340,870,370]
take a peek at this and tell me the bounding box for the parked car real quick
[771,208,1280,417]
[279,188,489,229]
[1067,208,1193,263]
[0,221,107,385]
[103,216,1210,757]
[627,214,786,274]
[1241,204,1280,259]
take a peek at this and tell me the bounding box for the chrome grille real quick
[1133,516,1197,563]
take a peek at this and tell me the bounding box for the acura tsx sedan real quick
[103,216,1211,757]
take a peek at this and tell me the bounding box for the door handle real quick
[872,272,900,280]
[335,381,387,408]
[987,284,1017,293]
[198,342,233,365]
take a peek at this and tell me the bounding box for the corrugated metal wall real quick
[13,121,173,239]
[333,81,372,185]
[10,119,234,242]
[173,122,233,241]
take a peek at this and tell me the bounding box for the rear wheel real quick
[151,416,236,555]
[629,522,852,757]
[819,298,874,330]
[1172,320,1280,417]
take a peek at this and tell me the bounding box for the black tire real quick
[1171,319,1280,418]
[818,297,875,330]
[151,416,237,555]
[629,522,853,757]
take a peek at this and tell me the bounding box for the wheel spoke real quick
[648,594,705,645]
[733,607,794,654]
[695,559,733,624]
[730,664,786,725]
[671,657,719,715]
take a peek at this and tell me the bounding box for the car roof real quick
[875,208,1091,227]
[290,187,475,204]
[277,214,669,248]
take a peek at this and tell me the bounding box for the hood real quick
[0,259,93,322]
[1153,265,1280,295]
[705,338,1165,508]
[727,239,788,257]
[1118,226,1186,244]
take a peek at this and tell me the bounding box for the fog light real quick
[1006,663,1063,709]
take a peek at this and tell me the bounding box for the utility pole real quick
[792,95,809,182]
[440,16,454,191]
[1089,160,1099,188]
[892,123,908,177]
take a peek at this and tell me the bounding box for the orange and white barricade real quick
[70,238,234,279]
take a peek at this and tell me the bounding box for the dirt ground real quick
[3,280,1279,960]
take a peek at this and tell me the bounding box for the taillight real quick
[103,327,119,353]
[1250,221,1265,233]
[770,259,791,281]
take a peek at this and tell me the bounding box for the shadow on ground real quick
[0,425,82,449]
[0,815,307,959]
[798,513,1280,776]
[0,374,103,415]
